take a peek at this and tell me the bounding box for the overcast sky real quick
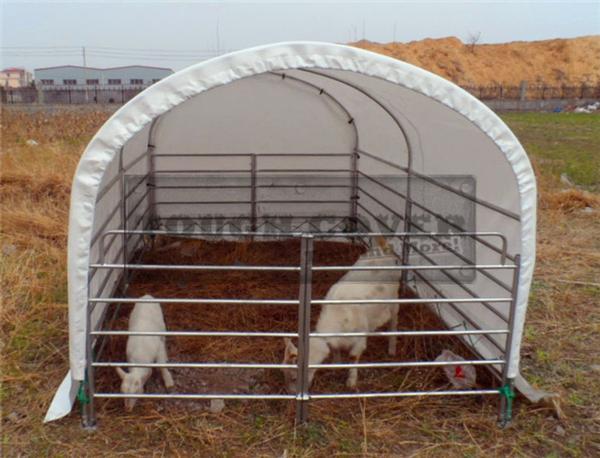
[1,1,599,71]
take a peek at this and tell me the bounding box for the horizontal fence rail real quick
[310,329,508,337]
[96,229,512,266]
[89,297,511,306]
[310,389,501,399]
[90,263,301,271]
[90,263,515,272]
[312,297,511,305]
[92,359,503,370]
[94,393,297,400]
[90,329,507,338]
[93,362,296,369]
[311,264,515,271]
[91,330,299,337]
[89,298,300,305]
[310,359,505,369]
[92,390,500,400]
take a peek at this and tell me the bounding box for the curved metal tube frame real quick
[297,68,415,290]
[267,71,361,229]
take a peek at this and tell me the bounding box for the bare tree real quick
[466,31,481,53]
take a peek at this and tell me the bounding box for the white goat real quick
[116,294,174,411]
[283,237,402,391]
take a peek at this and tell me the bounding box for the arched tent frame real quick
[45,42,538,425]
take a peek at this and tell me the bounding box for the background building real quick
[0,68,33,88]
[34,65,173,88]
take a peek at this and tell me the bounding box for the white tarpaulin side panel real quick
[50,41,536,422]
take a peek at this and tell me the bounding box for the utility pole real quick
[393,22,397,43]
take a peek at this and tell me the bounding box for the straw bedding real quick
[96,236,494,415]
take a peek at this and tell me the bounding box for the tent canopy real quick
[46,42,539,422]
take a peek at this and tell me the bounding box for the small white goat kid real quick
[116,294,174,411]
[283,237,401,391]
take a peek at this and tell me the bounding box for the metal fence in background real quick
[462,83,600,101]
[1,82,600,105]
[0,85,147,105]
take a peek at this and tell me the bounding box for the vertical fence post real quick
[147,149,156,229]
[119,147,129,290]
[498,254,520,427]
[250,154,257,233]
[519,81,528,101]
[401,171,413,295]
[350,148,359,233]
[146,117,160,230]
[81,274,97,429]
[296,234,314,425]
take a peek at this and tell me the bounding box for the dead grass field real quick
[1,107,599,457]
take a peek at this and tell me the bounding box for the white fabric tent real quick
[46,41,542,422]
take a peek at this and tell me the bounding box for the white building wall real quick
[0,69,33,88]
[34,65,173,88]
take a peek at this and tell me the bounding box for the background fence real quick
[1,85,146,105]
[462,83,600,101]
[2,82,600,105]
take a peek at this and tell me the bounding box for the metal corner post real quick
[499,254,520,427]
[119,147,130,290]
[400,171,413,294]
[147,116,160,229]
[250,154,257,233]
[350,148,359,233]
[296,234,314,424]
[147,145,157,229]
[82,274,97,429]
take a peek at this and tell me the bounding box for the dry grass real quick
[540,189,600,212]
[1,106,600,456]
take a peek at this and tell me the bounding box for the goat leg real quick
[157,345,175,391]
[346,339,366,388]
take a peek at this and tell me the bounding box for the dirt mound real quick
[352,35,600,86]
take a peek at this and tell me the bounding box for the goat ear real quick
[284,338,298,357]
[115,367,127,380]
